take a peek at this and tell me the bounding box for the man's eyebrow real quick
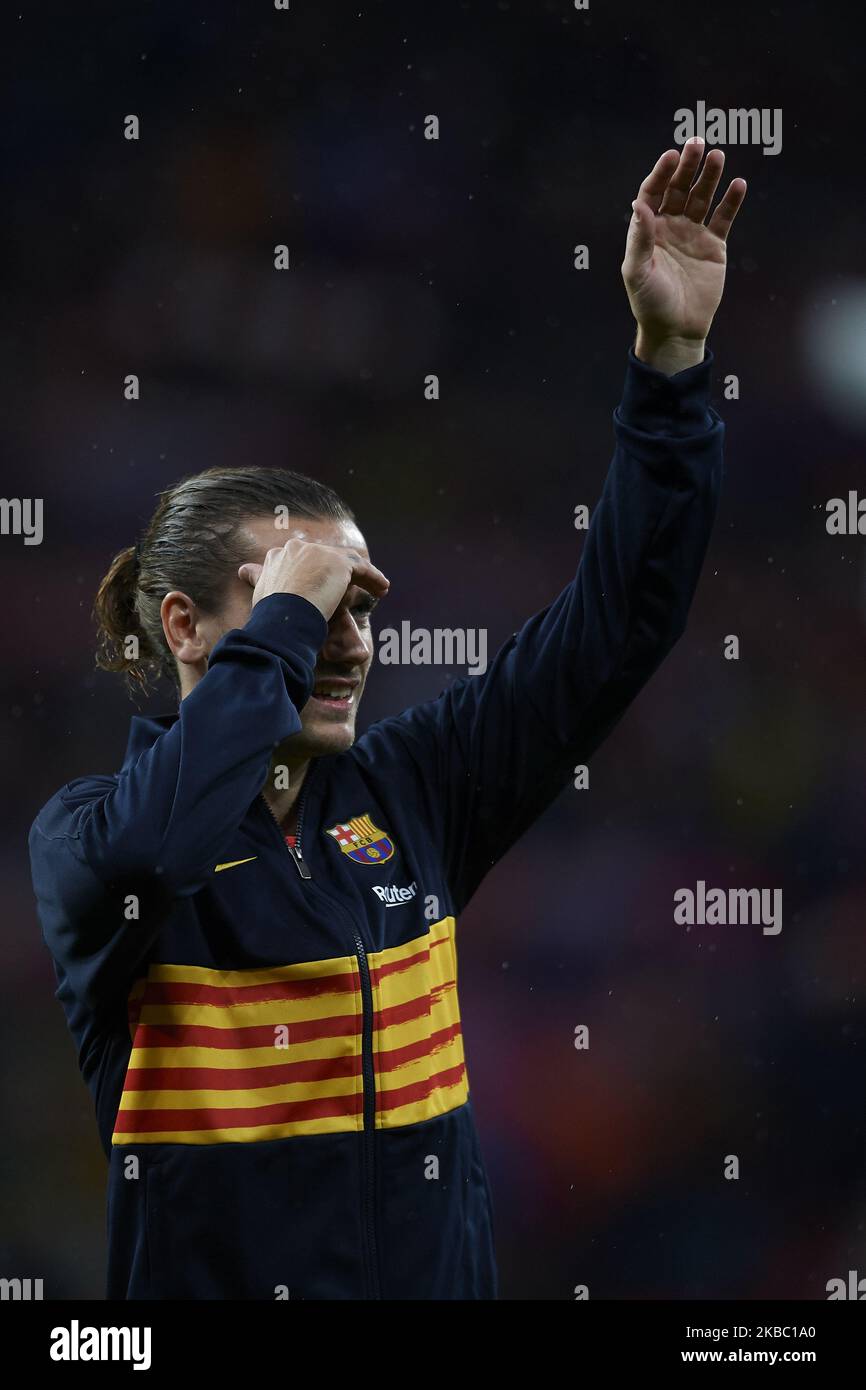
[351,592,380,609]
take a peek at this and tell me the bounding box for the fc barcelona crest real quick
[325,814,395,866]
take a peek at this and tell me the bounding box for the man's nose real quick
[321,609,372,664]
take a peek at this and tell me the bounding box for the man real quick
[29,140,745,1298]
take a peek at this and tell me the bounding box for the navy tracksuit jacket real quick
[28,348,723,1300]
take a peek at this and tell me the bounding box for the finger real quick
[683,148,725,223]
[635,149,682,214]
[707,177,748,241]
[658,136,707,216]
[238,562,264,587]
[349,558,390,598]
[623,197,656,275]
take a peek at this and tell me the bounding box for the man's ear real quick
[160,590,210,670]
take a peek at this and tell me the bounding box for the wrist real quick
[633,329,707,377]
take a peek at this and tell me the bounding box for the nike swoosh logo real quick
[214,857,258,873]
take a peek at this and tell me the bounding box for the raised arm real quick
[361,141,746,909]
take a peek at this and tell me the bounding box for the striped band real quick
[112,917,467,1145]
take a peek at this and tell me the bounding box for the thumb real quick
[623,198,655,274]
[238,562,264,588]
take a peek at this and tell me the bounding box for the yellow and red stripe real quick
[112,918,467,1145]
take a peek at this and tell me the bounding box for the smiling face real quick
[182,513,379,761]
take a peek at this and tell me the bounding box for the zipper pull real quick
[285,835,312,880]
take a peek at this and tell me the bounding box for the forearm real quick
[428,351,723,908]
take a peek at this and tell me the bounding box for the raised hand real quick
[621,137,747,375]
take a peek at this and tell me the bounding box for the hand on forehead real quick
[241,514,370,563]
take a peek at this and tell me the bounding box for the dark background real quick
[2,0,865,1299]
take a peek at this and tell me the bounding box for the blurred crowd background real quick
[3,0,865,1299]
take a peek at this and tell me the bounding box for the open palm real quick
[622,139,747,344]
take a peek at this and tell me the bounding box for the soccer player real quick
[29,140,745,1299]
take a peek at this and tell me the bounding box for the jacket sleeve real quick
[28,592,327,1008]
[362,346,724,912]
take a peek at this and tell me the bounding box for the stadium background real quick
[2,0,865,1298]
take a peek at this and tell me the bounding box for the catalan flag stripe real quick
[112,918,467,1145]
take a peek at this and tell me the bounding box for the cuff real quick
[242,591,329,657]
[617,345,716,438]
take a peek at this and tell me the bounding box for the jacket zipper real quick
[261,784,312,878]
[258,773,381,1299]
[352,929,381,1299]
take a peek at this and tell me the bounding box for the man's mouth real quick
[310,679,359,713]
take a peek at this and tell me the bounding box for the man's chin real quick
[285,718,358,759]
